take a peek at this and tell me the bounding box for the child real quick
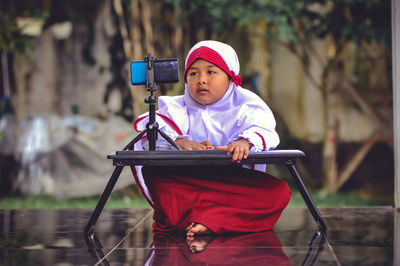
[132,40,291,237]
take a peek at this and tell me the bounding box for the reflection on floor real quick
[0,206,395,265]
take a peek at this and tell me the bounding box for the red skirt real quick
[142,165,291,234]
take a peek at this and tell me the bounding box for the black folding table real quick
[84,149,327,236]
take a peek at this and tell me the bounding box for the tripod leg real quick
[85,165,124,236]
[123,130,146,150]
[158,129,181,150]
[286,163,327,232]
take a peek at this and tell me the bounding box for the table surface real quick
[107,149,305,166]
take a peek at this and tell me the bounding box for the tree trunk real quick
[140,0,154,54]
[129,0,143,60]
[337,130,381,188]
[128,0,147,116]
[321,58,342,194]
[113,0,131,58]
[322,101,339,193]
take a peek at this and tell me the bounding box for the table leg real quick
[85,165,124,236]
[286,163,327,232]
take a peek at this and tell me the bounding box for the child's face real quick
[186,59,230,105]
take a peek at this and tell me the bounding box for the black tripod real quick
[124,53,180,151]
[85,53,180,236]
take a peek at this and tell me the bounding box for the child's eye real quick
[208,70,216,74]
[189,71,198,76]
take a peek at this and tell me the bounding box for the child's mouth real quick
[197,88,208,94]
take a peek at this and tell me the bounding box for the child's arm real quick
[218,125,279,162]
[234,126,279,152]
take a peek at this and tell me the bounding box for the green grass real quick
[0,194,150,210]
[0,190,390,210]
[288,190,391,207]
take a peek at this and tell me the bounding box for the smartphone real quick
[130,59,179,85]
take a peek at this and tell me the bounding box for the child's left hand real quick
[216,139,252,163]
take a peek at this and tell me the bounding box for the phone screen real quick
[130,61,147,85]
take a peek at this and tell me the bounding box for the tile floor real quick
[0,206,395,265]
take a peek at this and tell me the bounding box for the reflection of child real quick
[148,231,291,265]
[132,40,291,237]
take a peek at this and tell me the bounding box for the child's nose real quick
[197,73,207,84]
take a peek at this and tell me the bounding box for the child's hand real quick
[176,139,214,150]
[217,139,252,163]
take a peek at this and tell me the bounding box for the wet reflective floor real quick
[0,206,395,265]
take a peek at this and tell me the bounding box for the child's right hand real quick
[175,139,214,150]
[216,139,252,163]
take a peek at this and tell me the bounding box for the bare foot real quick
[185,222,196,233]
[186,238,208,253]
[185,234,216,253]
[186,223,213,237]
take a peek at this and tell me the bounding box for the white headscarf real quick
[183,40,241,85]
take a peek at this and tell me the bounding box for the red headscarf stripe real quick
[184,46,242,86]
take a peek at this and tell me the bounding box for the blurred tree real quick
[1,0,392,194]
[1,1,47,118]
[166,0,392,194]
[0,1,45,195]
